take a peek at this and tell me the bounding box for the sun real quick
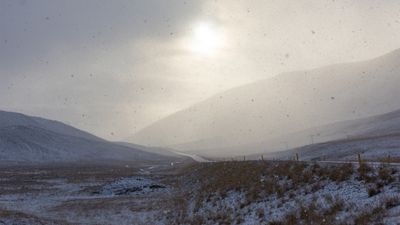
[189,22,223,56]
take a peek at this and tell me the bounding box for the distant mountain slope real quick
[182,108,400,159]
[277,107,400,148]
[0,110,101,142]
[0,111,187,165]
[264,133,400,161]
[257,109,400,161]
[129,49,400,155]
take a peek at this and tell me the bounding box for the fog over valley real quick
[1,1,400,224]
[2,0,400,143]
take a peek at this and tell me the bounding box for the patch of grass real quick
[383,196,400,209]
[173,160,399,225]
[0,208,71,225]
[326,163,354,182]
[367,185,381,197]
[357,163,375,182]
[354,206,385,225]
[378,166,396,184]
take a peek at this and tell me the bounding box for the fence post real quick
[357,153,362,166]
[296,153,299,161]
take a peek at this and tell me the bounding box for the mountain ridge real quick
[128,48,400,153]
[0,110,188,165]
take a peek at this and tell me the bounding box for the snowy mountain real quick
[266,132,400,161]
[200,108,400,158]
[0,110,101,141]
[128,49,400,156]
[275,107,400,150]
[261,109,400,161]
[0,110,186,165]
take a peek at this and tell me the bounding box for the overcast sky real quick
[1,0,400,140]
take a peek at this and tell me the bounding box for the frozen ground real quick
[172,161,400,225]
[0,165,177,225]
[0,161,399,225]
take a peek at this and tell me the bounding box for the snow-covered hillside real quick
[265,133,400,162]
[170,161,400,225]
[129,49,400,156]
[0,110,187,165]
[0,110,101,142]
[208,108,400,160]
[256,109,400,161]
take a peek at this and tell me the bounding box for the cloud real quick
[0,0,203,70]
[1,0,400,141]
[0,0,208,139]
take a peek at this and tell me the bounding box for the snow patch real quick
[101,177,167,196]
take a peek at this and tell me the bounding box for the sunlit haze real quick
[188,22,225,56]
[2,2,400,223]
[2,0,400,141]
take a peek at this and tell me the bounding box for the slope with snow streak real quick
[172,151,212,162]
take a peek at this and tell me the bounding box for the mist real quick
[2,1,400,223]
[2,0,400,143]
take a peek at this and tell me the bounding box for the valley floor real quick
[0,164,180,225]
[0,160,399,225]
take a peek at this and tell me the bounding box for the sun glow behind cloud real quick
[186,22,225,57]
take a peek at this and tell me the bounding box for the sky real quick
[1,0,400,141]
